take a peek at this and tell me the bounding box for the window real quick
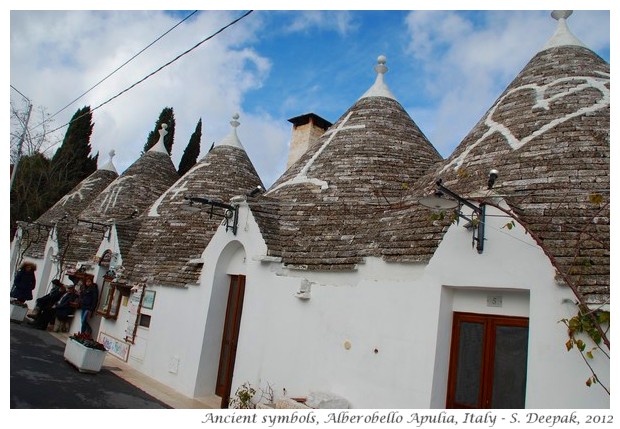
[446,312,529,408]
[138,314,151,328]
[96,277,126,320]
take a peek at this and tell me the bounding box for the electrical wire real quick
[33,10,199,131]
[45,10,254,139]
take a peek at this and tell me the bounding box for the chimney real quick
[286,113,332,168]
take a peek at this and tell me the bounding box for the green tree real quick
[10,107,98,239]
[177,118,202,176]
[143,107,175,154]
[10,153,52,238]
[50,106,98,201]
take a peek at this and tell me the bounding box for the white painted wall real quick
[94,203,609,409]
[216,203,609,408]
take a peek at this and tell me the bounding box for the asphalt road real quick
[10,320,171,409]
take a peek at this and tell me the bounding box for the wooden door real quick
[215,275,246,407]
[446,312,529,408]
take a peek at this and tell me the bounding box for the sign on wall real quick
[98,332,130,362]
[125,284,144,344]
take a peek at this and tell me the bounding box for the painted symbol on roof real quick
[58,176,102,205]
[268,111,366,193]
[148,163,210,217]
[442,71,610,173]
[99,175,135,213]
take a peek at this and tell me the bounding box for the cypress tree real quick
[49,106,98,208]
[143,107,175,154]
[177,118,202,176]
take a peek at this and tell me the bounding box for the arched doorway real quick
[197,241,247,406]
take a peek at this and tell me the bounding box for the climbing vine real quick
[560,304,610,393]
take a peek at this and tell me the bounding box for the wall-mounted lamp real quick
[183,196,239,235]
[77,218,111,241]
[247,185,264,197]
[419,178,488,254]
[488,169,499,190]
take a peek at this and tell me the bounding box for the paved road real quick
[10,321,170,409]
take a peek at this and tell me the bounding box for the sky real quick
[8,3,612,190]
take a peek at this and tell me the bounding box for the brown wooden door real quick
[216,275,246,408]
[446,312,529,409]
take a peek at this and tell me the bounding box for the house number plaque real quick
[487,295,503,307]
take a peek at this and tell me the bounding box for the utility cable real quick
[46,10,253,138]
[34,10,199,130]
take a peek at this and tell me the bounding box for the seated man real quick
[29,280,66,330]
[53,283,80,332]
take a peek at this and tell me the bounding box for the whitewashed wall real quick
[220,203,609,408]
[95,203,609,408]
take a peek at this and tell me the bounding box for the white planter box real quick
[64,338,107,373]
[10,304,28,322]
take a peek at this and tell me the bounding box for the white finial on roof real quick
[215,113,244,149]
[100,149,118,173]
[360,55,396,101]
[149,123,169,154]
[542,10,586,51]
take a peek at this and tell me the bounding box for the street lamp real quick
[183,196,239,235]
[419,178,490,254]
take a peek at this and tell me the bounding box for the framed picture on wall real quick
[142,290,156,310]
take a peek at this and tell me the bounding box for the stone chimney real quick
[286,113,332,168]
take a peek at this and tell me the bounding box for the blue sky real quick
[8,6,612,188]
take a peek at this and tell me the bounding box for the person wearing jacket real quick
[79,277,98,336]
[10,262,37,304]
[29,280,66,330]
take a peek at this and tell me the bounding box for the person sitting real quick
[53,283,80,332]
[29,280,66,330]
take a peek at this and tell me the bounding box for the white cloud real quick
[10,10,285,184]
[402,10,609,156]
[282,11,357,35]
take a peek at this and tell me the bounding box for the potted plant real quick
[64,332,107,373]
[10,300,28,323]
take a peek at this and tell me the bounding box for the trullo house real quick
[9,10,608,410]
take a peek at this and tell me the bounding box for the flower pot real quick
[10,303,28,323]
[64,338,107,373]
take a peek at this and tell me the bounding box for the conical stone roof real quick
[63,127,179,268]
[256,56,442,270]
[21,151,119,259]
[383,11,610,304]
[122,115,264,287]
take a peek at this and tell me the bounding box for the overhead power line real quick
[37,10,199,129]
[46,10,254,139]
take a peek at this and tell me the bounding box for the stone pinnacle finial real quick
[375,55,388,76]
[542,9,585,51]
[159,123,169,140]
[551,10,573,20]
[360,54,396,101]
[148,123,170,154]
[230,113,240,129]
[100,148,118,173]
[215,113,244,149]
